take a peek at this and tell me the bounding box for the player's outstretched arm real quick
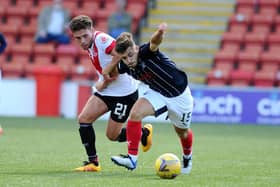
[150,22,168,52]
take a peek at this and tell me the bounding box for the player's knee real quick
[129,110,144,121]
[78,113,91,124]
[174,126,189,138]
[106,132,118,141]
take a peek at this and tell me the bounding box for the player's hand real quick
[95,75,117,91]
[158,23,168,32]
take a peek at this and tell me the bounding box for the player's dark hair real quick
[69,15,92,32]
[115,32,134,54]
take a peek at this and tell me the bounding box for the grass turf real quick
[0,117,279,187]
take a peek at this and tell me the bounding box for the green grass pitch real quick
[0,117,279,187]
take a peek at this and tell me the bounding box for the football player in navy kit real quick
[104,23,194,174]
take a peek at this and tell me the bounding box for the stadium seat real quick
[55,44,78,77]
[6,6,28,18]
[260,48,280,68]
[128,0,148,4]
[253,69,277,87]
[56,44,78,57]
[236,0,258,16]
[1,62,25,78]
[260,62,279,72]
[214,48,238,64]
[238,62,257,71]
[95,20,108,33]
[11,43,33,65]
[28,1,52,19]
[127,3,146,22]
[237,49,260,71]
[229,14,252,30]
[32,44,55,65]
[276,71,280,86]
[96,4,116,23]
[6,16,26,28]
[15,0,34,8]
[267,32,280,48]
[214,60,234,71]
[0,24,19,39]
[0,6,5,19]
[56,57,74,79]
[258,0,279,16]
[251,14,274,33]
[228,24,248,34]
[229,69,254,86]
[19,18,37,40]
[244,32,268,48]
[71,64,97,81]
[207,68,230,86]
[221,32,244,49]
[236,0,257,7]
[0,54,8,66]
[63,1,78,13]
[72,4,97,20]
[273,15,280,33]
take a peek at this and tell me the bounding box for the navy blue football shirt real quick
[118,43,188,97]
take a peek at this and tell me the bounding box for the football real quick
[155,153,181,179]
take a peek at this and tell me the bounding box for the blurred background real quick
[0,0,279,125]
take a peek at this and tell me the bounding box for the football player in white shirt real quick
[69,15,152,172]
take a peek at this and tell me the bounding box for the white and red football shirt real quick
[87,31,138,96]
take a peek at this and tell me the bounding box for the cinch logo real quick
[194,94,242,115]
[257,98,280,116]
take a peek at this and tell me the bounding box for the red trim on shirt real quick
[88,31,103,73]
[105,40,116,54]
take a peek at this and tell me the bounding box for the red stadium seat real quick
[207,68,230,86]
[11,43,33,65]
[236,6,254,17]
[19,18,37,40]
[273,15,280,33]
[260,49,280,68]
[236,0,257,6]
[258,0,279,16]
[261,62,279,72]
[214,48,238,64]
[127,3,146,22]
[32,44,55,64]
[214,60,234,71]
[95,20,108,33]
[267,32,280,48]
[228,24,248,34]
[15,0,34,8]
[229,14,252,29]
[237,49,260,71]
[55,44,78,77]
[221,32,244,49]
[253,69,277,87]
[63,1,78,13]
[56,57,74,79]
[244,32,268,48]
[71,64,97,81]
[27,1,51,19]
[96,4,116,23]
[72,5,97,20]
[1,62,25,78]
[229,69,254,86]
[56,44,78,58]
[276,71,280,86]
[238,62,257,71]
[251,14,274,33]
[0,24,19,38]
[236,0,257,17]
